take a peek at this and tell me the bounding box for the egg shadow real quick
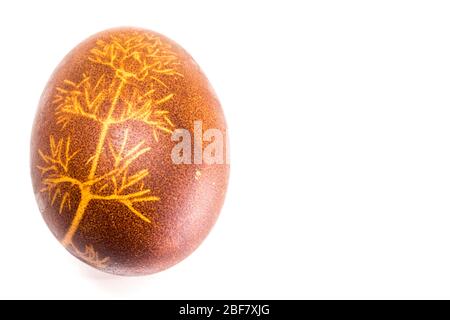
[77,260,153,292]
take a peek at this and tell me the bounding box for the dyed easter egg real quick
[30,27,229,275]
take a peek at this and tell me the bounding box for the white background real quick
[1,0,450,299]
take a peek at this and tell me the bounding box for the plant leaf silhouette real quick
[37,32,182,268]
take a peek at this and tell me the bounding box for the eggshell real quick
[30,27,229,276]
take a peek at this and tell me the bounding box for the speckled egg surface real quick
[30,27,229,276]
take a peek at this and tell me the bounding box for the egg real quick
[30,27,229,276]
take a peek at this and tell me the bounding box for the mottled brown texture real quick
[30,27,229,276]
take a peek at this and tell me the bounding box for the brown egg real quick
[30,27,229,276]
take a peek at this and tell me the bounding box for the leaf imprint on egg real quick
[37,32,183,268]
